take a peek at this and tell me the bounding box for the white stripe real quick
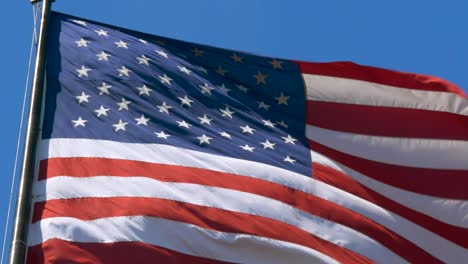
[29,216,338,264]
[33,176,405,264]
[312,150,468,229]
[306,125,468,170]
[303,73,468,115]
[37,138,467,260]
[38,138,466,227]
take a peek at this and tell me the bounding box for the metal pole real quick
[9,0,53,263]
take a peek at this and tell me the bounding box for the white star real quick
[197,134,212,145]
[75,92,90,104]
[96,51,111,61]
[282,135,297,144]
[117,66,131,77]
[72,20,87,26]
[178,95,194,107]
[157,102,172,114]
[219,106,235,119]
[177,66,191,75]
[196,66,208,74]
[216,66,227,76]
[75,38,89,47]
[159,74,172,85]
[277,120,288,128]
[199,83,215,96]
[275,92,290,105]
[240,125,255,134]
[139,39,148,44]
[230,53,244,63]
[135,114,150,126]
[198,114,213,125]
[270,59,284,69]
[155,50,168,59]
[260,140,276,150]
[176,120,192,128]
[76,65,91,78]
[96,82,112,95]
[72,117,87,127]
[262,119,276,128]
[116,98,131,111]
[192,48,204,57]
[240,144,255,152]
[254,71,268,85]
[115,40,129,49]
[218,84,231,94]
[137,85,152,96]
[220,131,231,139]
[94,105,110,117]
[284,155,296,164]
[137,55,151,66]
[236,84,248,93]
[113,119,128,132]
[257,101,271,110]
[94,29,108,36]
[155,130,171,139]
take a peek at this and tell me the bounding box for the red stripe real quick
[308,140,468,199]
[37,157,441,263]
[296,61,466,97]
[307,100,468,140]
[27,239,232,264]
[312,162,468,249]
[32,197,371,264]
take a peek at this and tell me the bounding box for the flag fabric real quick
[27,11,468,264]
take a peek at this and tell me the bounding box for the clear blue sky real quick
[1,0,467,261]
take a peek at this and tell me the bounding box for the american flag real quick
[27,11,468,263]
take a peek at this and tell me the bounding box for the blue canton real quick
[43,12,312,176]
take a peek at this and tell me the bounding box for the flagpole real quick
[9,0,53,263]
